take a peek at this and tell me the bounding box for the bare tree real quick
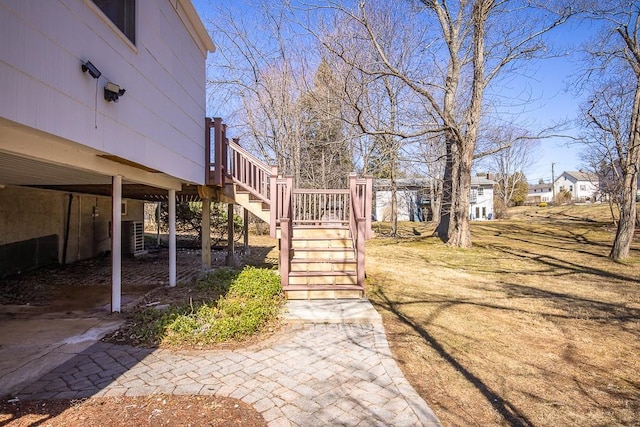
[318,4,427,236]
[480,125,539,216]
[580,2,640,260]
[579,80,630,225]
[303,0,573,247]
[206,1,313,180]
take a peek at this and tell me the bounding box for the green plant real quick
[140,266,282,346]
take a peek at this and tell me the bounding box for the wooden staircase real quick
[207,117,372,299]
[286,226,362,299]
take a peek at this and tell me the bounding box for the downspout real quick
[62,194,73,266]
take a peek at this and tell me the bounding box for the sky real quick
[192,1,601,184]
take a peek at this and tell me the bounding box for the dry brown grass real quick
[366,205,640,426]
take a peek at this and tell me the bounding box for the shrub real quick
[159,266,283,346]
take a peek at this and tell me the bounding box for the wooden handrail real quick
[227,142,273,204]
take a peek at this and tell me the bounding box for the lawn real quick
[366,205,639,426]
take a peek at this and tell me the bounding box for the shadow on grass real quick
[370,286,535,427]
[492,245,640,284]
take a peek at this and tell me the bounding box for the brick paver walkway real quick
[16,304,440,426]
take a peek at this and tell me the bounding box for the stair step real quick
[291,238,353,249]
[292,247,355,260]
[292,226,350,239]
[288,272,357,286]
[290,259,356,273]
[283,284,364,300]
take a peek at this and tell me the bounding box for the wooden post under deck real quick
[226,203,239,267]
[201,197,211,270]
[243,208,250,255]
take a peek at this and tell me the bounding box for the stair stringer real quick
[222,183,271,224]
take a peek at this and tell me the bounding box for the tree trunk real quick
[610,76,640,260]
[610,171,638,259]
[436,135,473,248]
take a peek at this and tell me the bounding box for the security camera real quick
[81,60,101,79]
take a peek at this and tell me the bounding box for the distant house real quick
[527,182,554,204]
[554,171,599,202]
[374,179,429,222]
[374,175,495,221]
[470,174,496,220]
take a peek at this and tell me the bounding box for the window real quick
[569,185,574,192]
[92,0,135,44]
[580,185,586,191]
[478,187,484,196]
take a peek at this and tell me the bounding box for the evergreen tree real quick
[299,59,352,188]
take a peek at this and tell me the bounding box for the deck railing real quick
[292,189,350,226]
[209,116,276,205]
[227,141,273,204]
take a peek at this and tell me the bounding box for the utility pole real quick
[551,163,556,204]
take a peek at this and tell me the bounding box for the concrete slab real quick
[282,299,382,324]
[0,317,123,397]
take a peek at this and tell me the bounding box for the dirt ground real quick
[0,395,266,426]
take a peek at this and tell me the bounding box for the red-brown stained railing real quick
[291,189,350,225]
[276,176,293,287]
[349,173,373,288]
[227,141,273,204]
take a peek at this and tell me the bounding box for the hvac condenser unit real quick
[122,221,144,256]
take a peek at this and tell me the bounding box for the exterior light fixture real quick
[104,82,126,102]
[81,60,101,79]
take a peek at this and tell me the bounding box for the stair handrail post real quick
[269,166,278,238]
[349,172,367,292]
[356,216,366,288]
[205,117,212,185]
[222,122,229,184]
[364,175,373,239]
[279,217,290,288]
[279,175,293,289]
[212,117,224,186]
[348,173,358,235]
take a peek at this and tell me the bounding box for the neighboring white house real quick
[469,175,495,220]
[0,0,215,310]
[374,175,495,221]
[527,182,554,204]
[554,171,599,202]
[374,179,428,222]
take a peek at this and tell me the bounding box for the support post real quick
[280,218,290,288]
[111,175,122,313]
[201,197,211,270]
[226,203,239,267]
[243,208,250,255]
[269,166,278,238]
[169,189,176,286]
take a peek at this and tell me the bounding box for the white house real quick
[469,175,495,220]
[374,179,428,222]
[554,171,599,202]
[527,182,554,204]
[374,175,495,222]
[0,0,215,311]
